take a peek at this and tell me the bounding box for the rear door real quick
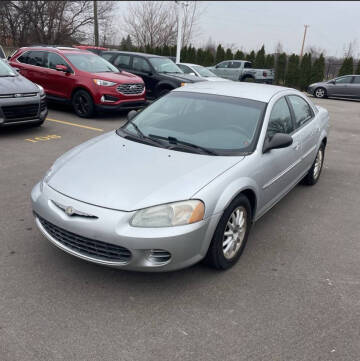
[15,50,47,84]
[287,95,318,173]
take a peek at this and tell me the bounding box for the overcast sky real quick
[116,1,360,57]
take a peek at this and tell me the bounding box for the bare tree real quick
[122,1,202,48]
[0,1,115,47]
[307,45,327,58]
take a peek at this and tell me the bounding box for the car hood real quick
[202,77,230,82]
[0,74,38,95]
[309,81,328,87]
[93,71,143,83]
[47,132,243,211]
[160,73,205,83]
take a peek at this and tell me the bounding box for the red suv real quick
[9,46,146,117]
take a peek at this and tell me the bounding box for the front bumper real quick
[96,100,147,112]
[31,182,220,272]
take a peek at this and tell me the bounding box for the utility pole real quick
[175,1,189,63]
[300,25,309,58]
[93,0,99,46]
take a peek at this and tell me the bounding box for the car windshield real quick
[0,60,17,76]
[65,53,119,73]
[149,57,183,73]
[193,65,216,77]
[120,92,266,155]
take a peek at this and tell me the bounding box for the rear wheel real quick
[72,90,95,118]
[303,144,325,185]
[314,87,327,98]
[205,194,252,270]
[241,76,255,83]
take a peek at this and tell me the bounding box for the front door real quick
[131,56,157,98]
[257,96,302,214]
[328,75,353,97]
[45,52,75,99]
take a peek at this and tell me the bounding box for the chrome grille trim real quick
[117,83,145,95]
[37,215,131,263]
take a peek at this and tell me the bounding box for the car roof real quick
[18,46,90,55]
[178,63,202,67]
[101,50,163,58]
[173,82,293,102]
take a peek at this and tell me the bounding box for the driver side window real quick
[266,97,294,139]
[217,61,229,69]
[133,57,151,72]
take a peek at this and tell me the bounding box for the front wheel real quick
[72,90,95,118]
[303,144,325,185]
[314,87,327,98]
[205,194,252,270]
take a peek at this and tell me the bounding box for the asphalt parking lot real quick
[1,96,360,361]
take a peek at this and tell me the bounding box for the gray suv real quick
[0,59,47,127]
[308,75,360,99]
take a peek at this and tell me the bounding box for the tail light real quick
[263,71,267,77]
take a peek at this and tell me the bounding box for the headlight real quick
[35,84,45,97]
[93,79,116,86]
[131,200,205,228]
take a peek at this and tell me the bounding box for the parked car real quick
[73,45,109,55]
[307,75,360,99]
[0,59,47,127]
[31,82,329,271]
[9,46,146,118]
[208,60,274,84]
[177,62,228,81]
[100,51,204,99]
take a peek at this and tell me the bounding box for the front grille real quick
[117,83,144,95]
[38,216,131,263]
[2,103,39,121]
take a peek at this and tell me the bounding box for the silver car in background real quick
[31,82,329,272]
[308,75,360,99]
[177,63,228,81]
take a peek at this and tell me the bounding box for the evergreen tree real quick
[265,54,275,69]
[196,48,205,65]
[254,45,266,68]
[225,48,233,60]
[181,46,188,62]
[234,50,245,60]
[275,52,287,85]
[338,57,354,76]
[215,44,225,63]
[246,50,256,63]
[162,45,170,56]
[356,60,360,75]
[310,54,325,84]
[204,48,215,66]
[154,46,162,56]
[285,54,300,88]
[189,45,197,63]
[299,53,312,90]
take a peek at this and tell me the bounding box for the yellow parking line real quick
[46,117,104,132]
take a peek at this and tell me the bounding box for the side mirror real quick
[127,110,137,121]
[55,64,69,72]
[215,65,219,68]
[263,133,293,153]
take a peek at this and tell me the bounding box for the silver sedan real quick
[31,82,329,271]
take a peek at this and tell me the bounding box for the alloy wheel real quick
[222,206,247,260]
[313,148,323,180]
[315,88,325,98]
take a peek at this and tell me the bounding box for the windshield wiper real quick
[158,71,182,74]
[123,123,166,147]
[148,134,218,155]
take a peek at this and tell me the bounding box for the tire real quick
[72,90,95,118]
[241,76,255,83]
[205,194,252,270]
[303,143,325,185]
[314,87,327,98]
[157,88,171,98]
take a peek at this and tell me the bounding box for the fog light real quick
[101,95,118,103]
[146,249,171,264]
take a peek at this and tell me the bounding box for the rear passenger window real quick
[114,54,131,69]
[288,95,313,128]
[17,51,32,64]
[27,51,47,67]
[353,76,360,84]
[267,97,294,138]
[178,64,193,74]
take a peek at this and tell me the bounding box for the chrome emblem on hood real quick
[52,201,98,219]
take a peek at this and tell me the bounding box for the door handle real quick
[292,142,300,150]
